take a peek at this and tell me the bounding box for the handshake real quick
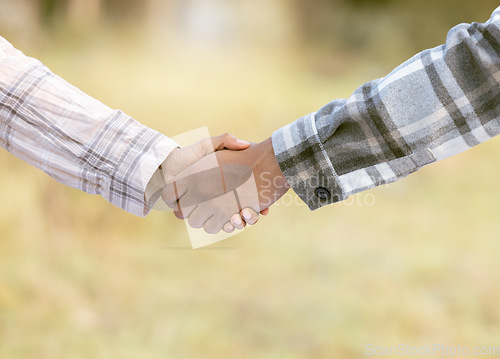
[158,134,290,234]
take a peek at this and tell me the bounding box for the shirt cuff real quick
[271,112,346,210]
[101,115,179,217]
[138,134,179,217]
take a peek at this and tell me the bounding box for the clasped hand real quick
[161,135,289,234]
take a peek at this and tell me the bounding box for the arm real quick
[0,36,179,216]
[0,36,261,223]
[165,6,500,233]
[272,6,500,209]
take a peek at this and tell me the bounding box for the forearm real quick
[0,36,178,216]
[273,6,500,209]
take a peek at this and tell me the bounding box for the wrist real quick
[160,147,181,183]
[254,138,290,208]
[258,137,288,186]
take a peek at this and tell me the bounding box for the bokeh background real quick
[1,0,499,358]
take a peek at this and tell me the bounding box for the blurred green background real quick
[1,0,499,358]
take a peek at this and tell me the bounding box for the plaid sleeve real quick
[0,36,179,217]
[272,6,500,210]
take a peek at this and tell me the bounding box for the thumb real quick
[193,133,250,159]
[164,133,250,180]
[211,133,250,152]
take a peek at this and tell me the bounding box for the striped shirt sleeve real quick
[0,36,179,217]
[272,6,500,210]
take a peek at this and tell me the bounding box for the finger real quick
[211,133,249,152]
[187,206,212,229]
[174,208,185,220]
[223,222,235,233]
[240,208,260,226]
[180,134,248,167]
[231,213,246,230]
[203,216,224,235]
[260,208,270,216]
[168,134,249,180]
[161,181,186,208]
[174,201,198,220]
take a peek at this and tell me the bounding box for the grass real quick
[1,17,500,359]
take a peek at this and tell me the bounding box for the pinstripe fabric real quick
[272,6,500,210]
[0,36,179,217]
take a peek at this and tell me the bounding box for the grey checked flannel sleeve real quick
[0,36,179,216]
[272,6,500,210]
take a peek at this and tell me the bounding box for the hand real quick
[160,133,270,227]
[162,137,289,234]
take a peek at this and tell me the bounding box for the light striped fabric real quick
[272,6,500,210]
[0,36,178,217]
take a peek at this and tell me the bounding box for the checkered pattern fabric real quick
[273,6,500,210]
[0,36,178,216]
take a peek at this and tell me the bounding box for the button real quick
[315,187,331,200]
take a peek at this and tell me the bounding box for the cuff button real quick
[315,187,331,201]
